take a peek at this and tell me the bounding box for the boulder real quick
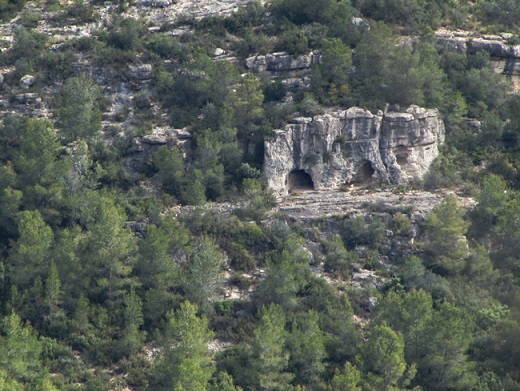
[136,0,172,7]
[141,129,174,145]
[264,105,445,196]
[141,128,192,145]
[351,17,369,29]
[129,64,153,80]
[214,47,225,57]
[20,74,35,87]
[24,93,38,102]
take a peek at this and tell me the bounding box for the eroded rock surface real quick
[245,52,321,72]
[264,105,444,196]
[436,30,520,59]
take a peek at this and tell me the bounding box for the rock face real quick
[264,105,444,196]
[245,52,320,72]
[129,64,153,80]
[436,30,520,59]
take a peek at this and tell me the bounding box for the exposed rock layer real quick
[264,106,444,196]
[435,29,520,91]
[245,52,321,72]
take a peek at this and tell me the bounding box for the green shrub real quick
[20,12,40,28]
[342,215,386,249]
[275,27,309,55]
[67,0,98,24]
[324,235,357,280]
[263,81,287,102]
[147,34,190,60]
[391,213,412,236]
[0,0,28,21]
[107,18,144,51]
[215,300,234,316]
[229,273,251,290]
[119,353,152,388]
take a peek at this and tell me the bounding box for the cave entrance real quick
[396,153,409,166]
[288,170,314,192]
[352,161,375,184]
[395,146,409,167]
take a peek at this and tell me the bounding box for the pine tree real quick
[56,74,101,143]
[374,289,433,363]
[119,288,144,357]
[0,311,42,383]
[182,236,225,313]
[0,185,22,242]
[287,311,326,386]
[12,119,62,191]
[330,362,362,391]
[81,195,138,307]
[152,301,215,390]
[8,210,53,290]
[423,195,470,275]
[361,323,408,391]
[250,303,293,390]
[420,302,476,390]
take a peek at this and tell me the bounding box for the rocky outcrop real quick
[129,64,153,80]
[436,30,520,59]
[245,52,320,72]
[20,74,35,87]
[264,105,444,196]
[124,127,192,173]
[136,0,173,7]
[436,29,520,91]
[140,127,192,145]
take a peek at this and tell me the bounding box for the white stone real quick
[264,106,445,196]
[20,74,35,86]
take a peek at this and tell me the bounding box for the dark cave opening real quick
[396,153,409,166]
[394,146,409,167]
[288,170,315,192]
[352,160,375,184]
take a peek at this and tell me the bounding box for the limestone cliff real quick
[264,105,444,196]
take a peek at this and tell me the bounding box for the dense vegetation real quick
[0,0,519,389]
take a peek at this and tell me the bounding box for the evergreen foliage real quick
[0,0,518,389]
